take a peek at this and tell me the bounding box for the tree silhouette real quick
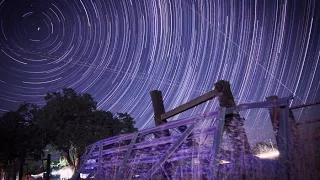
[35,88,137,172]
[1,88,137,178]
[0,103,44,180]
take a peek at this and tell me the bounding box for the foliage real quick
[0,103,44,165]
[51,156,68,169]
[0,88,137,178]
[0,103,45,180]
[35,88,137,168]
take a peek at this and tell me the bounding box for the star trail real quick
[0,0,320,143]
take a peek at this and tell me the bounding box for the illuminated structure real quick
[74,81,319,179]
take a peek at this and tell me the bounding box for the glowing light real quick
[80,173,90,178]
[31,173,44,178]
[219,160,230,164]
[51,167,73,179]
[256,150,280,159]
[192,158,200,164]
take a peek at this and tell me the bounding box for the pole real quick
[150,90,170,137]
[46,154,51,180]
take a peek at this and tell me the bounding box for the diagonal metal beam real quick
[208,107,226,179]
[143,119,200,180]
[114,132,139,180]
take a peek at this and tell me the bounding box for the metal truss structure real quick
[76,96,293,180]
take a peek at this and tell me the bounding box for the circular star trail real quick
[1,0,320,142]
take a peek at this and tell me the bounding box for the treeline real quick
[0,88,137,179]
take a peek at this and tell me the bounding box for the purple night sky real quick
[0,0,320,144]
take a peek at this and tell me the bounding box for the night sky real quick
[0,0,320,144]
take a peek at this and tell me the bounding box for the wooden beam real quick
[161,89,219,120]
[150,90,170,137]
[46,154,51,180]
[289,100,320,110]
[150,90,168,124]
[225,95,294,115]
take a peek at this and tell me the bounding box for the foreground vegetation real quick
[0,88,137,179]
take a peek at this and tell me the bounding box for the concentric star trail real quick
[0,0,319,143]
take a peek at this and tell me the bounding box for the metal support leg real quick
[277,105,291,180]
[208,107,225,179]
[144,120,200,180]
[114,133,139,180]
[97,142,103,180]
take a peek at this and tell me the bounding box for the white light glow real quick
[51,167,73,179]
[31,173,44,178]
[192,158,200,164]
[256,150,280,159]
[219,160,230,164]
[80,173,90,179]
